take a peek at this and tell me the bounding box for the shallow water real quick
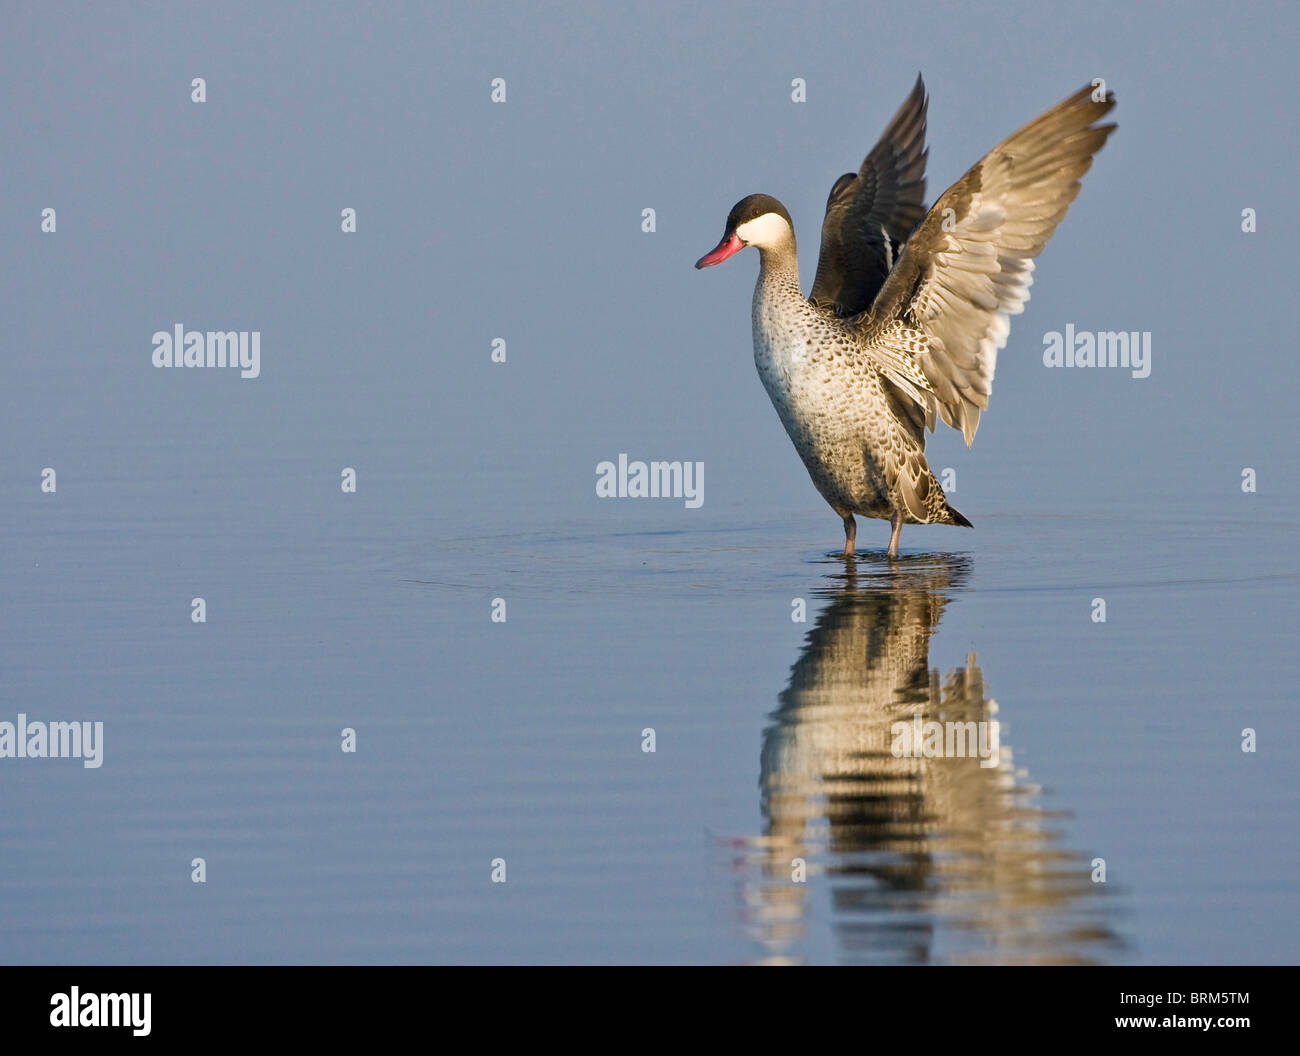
[3,438,1296,964]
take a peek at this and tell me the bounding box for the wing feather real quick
[809,74,929,317]
[857,84,1117,446]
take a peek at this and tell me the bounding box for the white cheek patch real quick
[734,212,792,248]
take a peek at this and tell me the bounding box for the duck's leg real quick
[887,511,903,557]
[841,514,857,557]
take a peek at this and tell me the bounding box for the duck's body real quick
[697,78,1116,556]
[750,251,968,552]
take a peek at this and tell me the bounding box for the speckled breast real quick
[750,301,894,517]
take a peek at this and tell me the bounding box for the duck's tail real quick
[946,503,973,528]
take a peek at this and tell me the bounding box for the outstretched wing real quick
[809,74,929,318]
[859,83,1117,446]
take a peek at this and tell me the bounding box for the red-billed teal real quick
[696,77,1116,556]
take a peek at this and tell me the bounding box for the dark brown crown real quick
[725,193,792,234]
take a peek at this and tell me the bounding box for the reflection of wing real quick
[745,558,1116,965]
[859,85,1116,446]
[809,75,929,318]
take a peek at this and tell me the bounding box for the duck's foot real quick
[887,512,903,557]
[841,514,857,557]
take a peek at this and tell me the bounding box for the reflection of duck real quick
[742,555,1117,964]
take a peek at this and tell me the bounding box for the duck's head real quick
[695,194,795,268]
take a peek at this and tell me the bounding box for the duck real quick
[696,77,1116,556]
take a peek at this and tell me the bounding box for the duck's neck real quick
[753,236,804,310]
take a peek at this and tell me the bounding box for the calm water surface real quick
[3,374,1295,963]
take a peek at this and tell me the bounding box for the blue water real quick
[2,353,1295,962]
